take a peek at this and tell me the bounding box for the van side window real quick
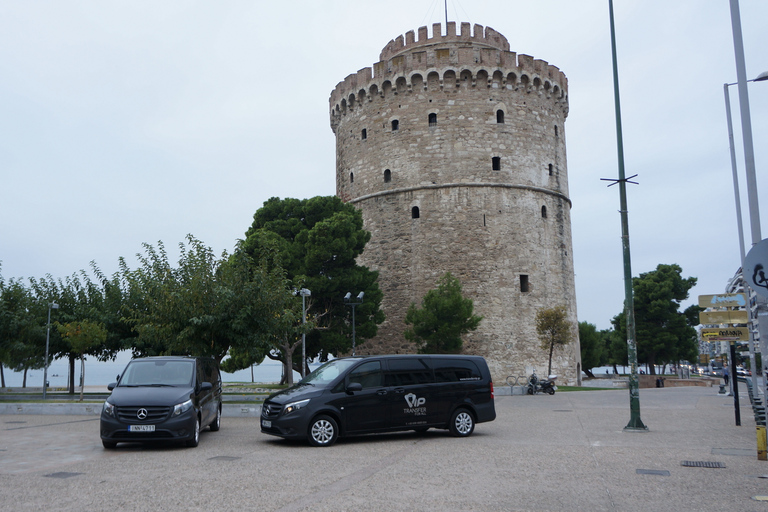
[385,358,434,386]
[433,359,482,382]
[348,361,382,389]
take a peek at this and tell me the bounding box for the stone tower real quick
[329,22,581,385]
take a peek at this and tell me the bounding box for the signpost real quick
[698,293,745,427]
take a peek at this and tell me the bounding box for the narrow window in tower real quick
[520,275,529,293]
[411,206,420,219]
[362,129,367,140]
[492,157,501,171]
[350,172,354,183]
[391,120,399,131]
[384,169,391,183]
[429,113,437,127]
[541,205,547,218]
[497,110,505,124]
[554,125,559,137]
[548,164,554,176]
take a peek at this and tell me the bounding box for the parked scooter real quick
[526,370,558,395]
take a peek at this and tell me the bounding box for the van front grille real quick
[262,401,282,419]
[116,406,171,423]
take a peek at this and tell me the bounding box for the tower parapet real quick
[330,22,567,133]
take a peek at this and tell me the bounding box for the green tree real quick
[57,320,107,400]
[579,321,604,378]
[535,305,575,376]
[611,264,699,374]
[28,270,128,393]
[404,273,482,354]
[121,236,293,368]
[0,276,45,387]
[242,196,384,372]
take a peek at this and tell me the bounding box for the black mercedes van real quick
[260,355,495,446]
[100,356,222,449]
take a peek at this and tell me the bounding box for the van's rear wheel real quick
[209,405,221,431]
[449,409,475,437]
[308,415,338,447]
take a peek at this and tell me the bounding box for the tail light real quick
[490,381,494,399]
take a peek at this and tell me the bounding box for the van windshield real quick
[299,359,360,387]
[119,360,194,387]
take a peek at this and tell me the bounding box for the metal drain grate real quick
[636,469,670,476]
[208,456,241,461]
[681,461,726,468]
[45,472,83,479]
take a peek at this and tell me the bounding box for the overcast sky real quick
[1,1,766,330]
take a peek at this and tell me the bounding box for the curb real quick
[0,403,263,418]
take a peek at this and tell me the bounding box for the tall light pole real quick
[724,71,768,393]
[297,288,311,377]
[729,0,762,249]
[42,302,59,399]
[605,0,646,431]
[344,292,364,356]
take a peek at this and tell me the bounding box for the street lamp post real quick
[605,0,646,431]
[297,288,311,377]
[724,71,768,397]
[42,302,59,400]
[343,292,364,356]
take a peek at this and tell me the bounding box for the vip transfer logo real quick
[404,393,427,415]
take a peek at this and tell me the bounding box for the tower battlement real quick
[380,22,509,60]
[329,23,567,131]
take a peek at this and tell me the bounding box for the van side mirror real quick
[108,382,116,391]
[346,382,363,394]
[199,382,213,392]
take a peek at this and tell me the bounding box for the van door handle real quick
[393,388,406,394]
[377,389,388,395]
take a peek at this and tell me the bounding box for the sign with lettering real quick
[698,293,747,309]
[701,327,749,341]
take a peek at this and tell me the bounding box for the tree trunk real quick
[79,356,85,402]
[68,355,76,394]
[1,364,5,388]
[547,341,555,376]
[281,340,294,386]
[584,369,596,378]
[22,368,27,387]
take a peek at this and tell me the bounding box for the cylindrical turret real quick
[329,22,581,384]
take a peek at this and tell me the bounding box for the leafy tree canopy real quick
[611,263,699,374]
[241,196,384,370]
[535,305,574,376]
[404,272,482,354]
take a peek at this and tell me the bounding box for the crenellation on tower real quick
[329,23,581,385]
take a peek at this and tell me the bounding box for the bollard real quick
[719,384,727,394]
[757,426,767,461]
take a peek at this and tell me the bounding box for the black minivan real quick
[261,355,495,446]
[100,356,222,449]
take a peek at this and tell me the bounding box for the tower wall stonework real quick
[329,22,581,385]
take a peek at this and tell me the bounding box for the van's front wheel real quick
[449,409,475,437]
[308,415,338,447]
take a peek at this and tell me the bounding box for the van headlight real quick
[283,399,310,416]
[172,399,194,417]
[103,400,115,418]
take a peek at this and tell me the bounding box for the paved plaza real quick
[1,386,766,511]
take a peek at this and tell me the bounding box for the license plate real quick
[129,424,155,432]
[262,420,271,428]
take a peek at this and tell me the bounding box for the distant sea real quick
[0,351,319,388]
